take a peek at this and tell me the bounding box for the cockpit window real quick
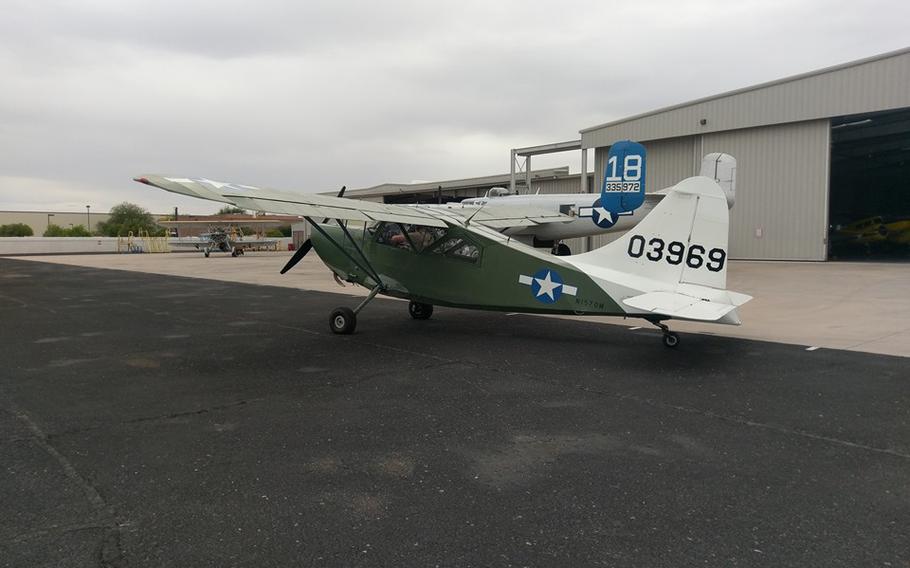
[375,223,448,252]
[432,236,481,263]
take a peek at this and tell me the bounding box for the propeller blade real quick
[321,186,346,224]
[280,239,312,274]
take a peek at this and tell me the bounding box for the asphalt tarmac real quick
[1,258,908,567]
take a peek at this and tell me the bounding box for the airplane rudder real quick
[601,140,647,217]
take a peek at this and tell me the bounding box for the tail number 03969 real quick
[627,235,726,272]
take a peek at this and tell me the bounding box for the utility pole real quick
[46,213,54,231]
[85,205,91,233]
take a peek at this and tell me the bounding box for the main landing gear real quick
[408,301,433,320]
[329,290,434,335]
[647,318,680,348]
[329,285,382,335]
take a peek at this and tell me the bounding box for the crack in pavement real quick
[342,331,910,461]
[4,400,125,566]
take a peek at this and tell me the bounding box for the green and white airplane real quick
[135,142,750,347]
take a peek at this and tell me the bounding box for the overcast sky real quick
[0,0,907,214]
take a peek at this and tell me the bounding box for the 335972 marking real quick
[627,235,726,272]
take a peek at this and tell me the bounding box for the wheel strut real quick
[646,318,681,348]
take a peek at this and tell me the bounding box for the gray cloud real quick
[1,0,907,213]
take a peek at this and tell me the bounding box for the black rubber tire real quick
[330,307,357,334]
[554,243,571,256]
[408,301,433,320]
[204,249,210,258]
[663,332,680,348]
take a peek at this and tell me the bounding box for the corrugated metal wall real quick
[587,120,830,259]
[582,49,910,147]
[702,120,830,260]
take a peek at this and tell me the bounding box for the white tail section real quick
[572,176,731,291]
[699,153,736,209]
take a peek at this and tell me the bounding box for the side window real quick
[375,223,405,247]
[432,236,481,263]
[376,223,448,252]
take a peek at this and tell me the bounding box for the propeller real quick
[321,185,345,223]
[280,238,312,274]
[279,185,345,275]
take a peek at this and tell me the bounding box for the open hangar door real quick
[829,108,910,260]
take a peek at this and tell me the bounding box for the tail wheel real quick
[553,243,571,256]
[663,332,680,348]
[203,248,210,258]
[330,307,357,334]
[408,301,433,320]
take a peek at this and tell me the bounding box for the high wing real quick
[135,175,572,230]
[169,238,214,248]
[230,238,279,246]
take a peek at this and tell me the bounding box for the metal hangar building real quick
[345,47,909,261]
[580,47,910,261]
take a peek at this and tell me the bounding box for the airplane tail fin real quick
[600,140,647,217]
[569,175,750,322]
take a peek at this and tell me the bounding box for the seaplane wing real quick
[134,175,572,230]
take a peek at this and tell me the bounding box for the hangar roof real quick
[581,47,910,148]
[344,167,571,198]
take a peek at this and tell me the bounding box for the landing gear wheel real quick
[553,243,571,256]
[230,247,238,257]
[662,332,680,348]
[408,301,433,320]
[203,248,210,258]
[330,307,356,334]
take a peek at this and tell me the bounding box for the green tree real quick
[96,202,165,236]
[67,224,92,237]
[0,223,34,236]
[266,225,291,238]
[45,224,93,237]
[44,224,66,237]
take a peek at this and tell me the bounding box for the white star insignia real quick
[196,178,229,189]
[592,207,613,224]
[534,271,561,300]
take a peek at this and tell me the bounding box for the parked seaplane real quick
[135,141,750,347]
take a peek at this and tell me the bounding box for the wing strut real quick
[304,217,385,289]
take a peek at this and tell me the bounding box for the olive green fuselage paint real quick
[312,223,624,316]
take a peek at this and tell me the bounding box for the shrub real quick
[0,223,34,236]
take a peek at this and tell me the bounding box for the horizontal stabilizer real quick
[622,291,739,322]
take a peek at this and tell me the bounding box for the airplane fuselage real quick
[311,222,624,316]
[432,193,658,244]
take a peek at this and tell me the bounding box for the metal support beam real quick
[525,155,531,194]
[509,139,582,196]
[580,148,588,194]
[509,149,516,194]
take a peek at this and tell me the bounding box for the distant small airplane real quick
[159,221,280,257]
[135,141,751,347]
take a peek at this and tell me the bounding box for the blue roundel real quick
[589,197,617,229]
[530,268,564,304]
